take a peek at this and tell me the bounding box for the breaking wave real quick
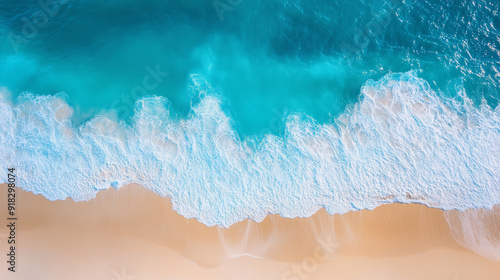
[0,72,499,227]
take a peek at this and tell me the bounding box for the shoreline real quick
[0,183,499,279]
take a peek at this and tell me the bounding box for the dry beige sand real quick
[0,183,499,280]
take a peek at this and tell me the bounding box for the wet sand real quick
[0,183,499,280]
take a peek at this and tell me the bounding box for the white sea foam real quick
[0,72,499,228]
[445,206,500,261]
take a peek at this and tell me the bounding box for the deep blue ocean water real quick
[1,0,498,134]
[0,0,499,226]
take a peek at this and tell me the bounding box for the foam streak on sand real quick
[0,185,499,280]
[0,72,499,227]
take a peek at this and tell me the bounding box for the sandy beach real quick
[0,183,499,280]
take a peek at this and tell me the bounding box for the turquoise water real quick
[0,0,499,227]
[1,0,498,135]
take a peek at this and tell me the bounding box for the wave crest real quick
[0,72,499,227]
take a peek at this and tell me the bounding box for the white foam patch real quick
[445,206,500,261]
[0,72,499,228]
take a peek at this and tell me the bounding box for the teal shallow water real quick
[0,0,499,231]
[0,0,498,135]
